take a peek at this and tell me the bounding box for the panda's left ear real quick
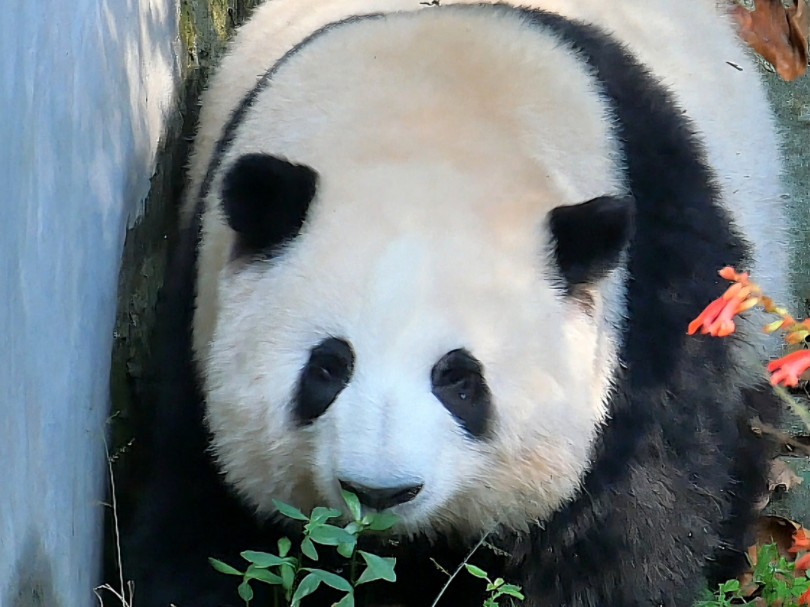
[548,195,635,289]
[221,153,318,254]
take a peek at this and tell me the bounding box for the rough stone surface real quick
[765,68,810,314]
[766,456,810,527]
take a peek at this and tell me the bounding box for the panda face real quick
[200,9,635,534]
[204,157,632,534]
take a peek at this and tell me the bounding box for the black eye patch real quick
[294,338,354,425]
[431,349,491,438]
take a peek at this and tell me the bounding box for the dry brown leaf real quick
[768,457,804,493]
[735,516,808,598]
[753,515,803,560]
[753,457,801,511]
[732,0,809,81]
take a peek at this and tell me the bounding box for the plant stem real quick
[429,533,489,607]
[775,384,810,430]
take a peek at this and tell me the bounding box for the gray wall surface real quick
[0,0,180,604]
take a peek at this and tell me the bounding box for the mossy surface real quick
[106,0,259,584]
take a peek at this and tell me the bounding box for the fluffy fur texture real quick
[127,2,785,606]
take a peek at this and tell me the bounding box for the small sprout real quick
[210,494,399,606]
[273,500,309,522]
[307,523,356,546]
[342,489,363,521]
[241,551,286,568]
[355,551,397,585]
[209,558,243,576]
[368,511,399,532]
[465,564,489,579]
[237,580,254,603]
[244,565,283,585]
[464,562,524,606]
[301,537,319,561]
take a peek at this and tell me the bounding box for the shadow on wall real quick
[101,0,261,598]
[3,531,61,607]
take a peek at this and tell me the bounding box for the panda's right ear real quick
[548,194,635,291]
[221,153,318,254]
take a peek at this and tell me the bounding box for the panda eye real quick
[310,358,344,382]
[431,349,491,438]
[294,338,354,425]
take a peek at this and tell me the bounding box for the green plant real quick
[696,542,810,606]
[209,490,397,607]
[464,564,525,607]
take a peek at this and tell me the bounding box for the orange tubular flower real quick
[687,281,760,337]
[718,266,750,284]
[768,351,810,388]
[791,528,810,553]
[796,552,810,573]
[800,588,810,607]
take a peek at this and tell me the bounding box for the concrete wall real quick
[0,0,180,604]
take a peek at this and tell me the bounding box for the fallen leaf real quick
[735,518,810,598]
[754,457,802,510]
[732,0,809,81]
[769,457,804,493]
[753,514,803,559]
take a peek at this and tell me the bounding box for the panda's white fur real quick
[188,0,785,368]
[190,0,785,536]
[129,2,788,605]
[203,8,626,533]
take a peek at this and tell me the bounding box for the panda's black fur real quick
[126,5,782,606]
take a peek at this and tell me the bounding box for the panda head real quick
[201,8,634,536]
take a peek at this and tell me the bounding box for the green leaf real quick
[367,512,399,531]
[238,580,254,603]
[291,572,322,606]
[245,565,283,585]
[344,521,361,536]
[498,584,525,600]
[278,537,292,557]
[302,568,353,592]
[301,537,319,561]
[209,558,243,576]
[718,579,740,594]
[310,506,342,524]
[273,499,309,522]
[333,592,355,607]
[280,563,296,592]
[240,551,285,568]
[464,564,489,580]
[355,551,397,585]
[342,490,362,521]
[336,540,356,559]
[308,524,356,546]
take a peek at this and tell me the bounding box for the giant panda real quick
[127,1,788,606]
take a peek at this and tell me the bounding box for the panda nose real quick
[338,480,423,510]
